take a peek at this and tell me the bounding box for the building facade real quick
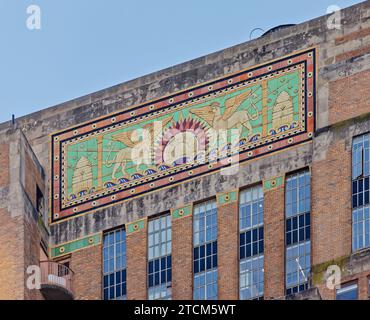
[0,1,370,300]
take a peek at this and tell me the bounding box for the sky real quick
[0,0,362,123]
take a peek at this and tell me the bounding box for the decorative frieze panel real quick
[263,176,285,192]
[51,48,316,223]
[217,190,239,206]
[50,233,102,258]
[171,205,192,220]
[126,218,147,235]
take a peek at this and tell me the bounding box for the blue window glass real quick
[352,134,370,252]
[352,177,370,209]
[194,270,218,300]
[193,200,218,300]
[148,214,172,300]
[285,171,311,296]
[353,134,370,180]
[103,228,127,300]
[239,186,264,300]
[352,205,370,251]
[336,283,358,300]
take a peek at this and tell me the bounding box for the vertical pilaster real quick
[71,243,102,300]
[126,218,148,300]
[263,176,286,299]
[171,205,193,300]
[217,190,239,300]
[358,276,369,300]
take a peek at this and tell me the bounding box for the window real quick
[352,134,370,251]
[193,200,218,300]
[103,228,127,300]
[353,134,370,179]
[352,205,370,251]
[56,258,70,277]
[285,171,311,296]
[336,283,358,300]
[148,214,172,300]
[239,186,264,300]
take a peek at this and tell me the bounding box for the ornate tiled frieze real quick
[171,205,192,220]
[51,48,316,223]
[50,233,102,258]
[217,190,239,206]
[126,218,147,235]
[263,175,285,192]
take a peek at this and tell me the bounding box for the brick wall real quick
[311,139,352,266]
[218,201,239,300]
[0,209,25,300]
[358,274,369,300]
[70,244,102,300]
[23,150,45,209]
[23,214,44,300]
[126,226,148,300]
[329,69,370,125]
[172,214,193,300]
[0,137,45,300]
[263,186,285,299]
[317,270,370,300]
[0,143,9,188]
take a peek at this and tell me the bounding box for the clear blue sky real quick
[0,0,361,123]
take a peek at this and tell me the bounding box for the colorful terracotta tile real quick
[51,48,316,223]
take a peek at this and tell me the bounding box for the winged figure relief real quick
[190,90,259,137]
[105,115,173,179]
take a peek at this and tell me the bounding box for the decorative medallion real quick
[171,205,192,220]
[126,218,147,235]
[263,175,285,192]
[217,190,238,206]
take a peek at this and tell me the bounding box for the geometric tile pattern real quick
[50,232,102,258]
[51,48,316,223]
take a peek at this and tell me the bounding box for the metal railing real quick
[40,261,74,296]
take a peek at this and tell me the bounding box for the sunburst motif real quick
[155,118,209,166]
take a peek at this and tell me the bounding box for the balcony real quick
[285,287,322,300]
[40,261,74,300]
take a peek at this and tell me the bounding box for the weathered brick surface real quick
[70,244,102,300]
[126,229,148,300]
[317,270,370,300]
[218,201,239,300]
[311,139,352,266]
[0,138,44,300]
[172,215,193,300]
[24,150,45,208]
[335,44,370,62]
[0,143,9,187]
[335,26,370,45]
[23,214,44,300]
[329,69,370,125]
[0,209,25,300]
[357,273,369,300]
[264,186,285,299]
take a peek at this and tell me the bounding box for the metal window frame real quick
[147,214,172,300]
[102,227,127,300]
[239,185,264,300]
[193,199,218,300]
[352,133,370,252]
[285,170,311,295]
